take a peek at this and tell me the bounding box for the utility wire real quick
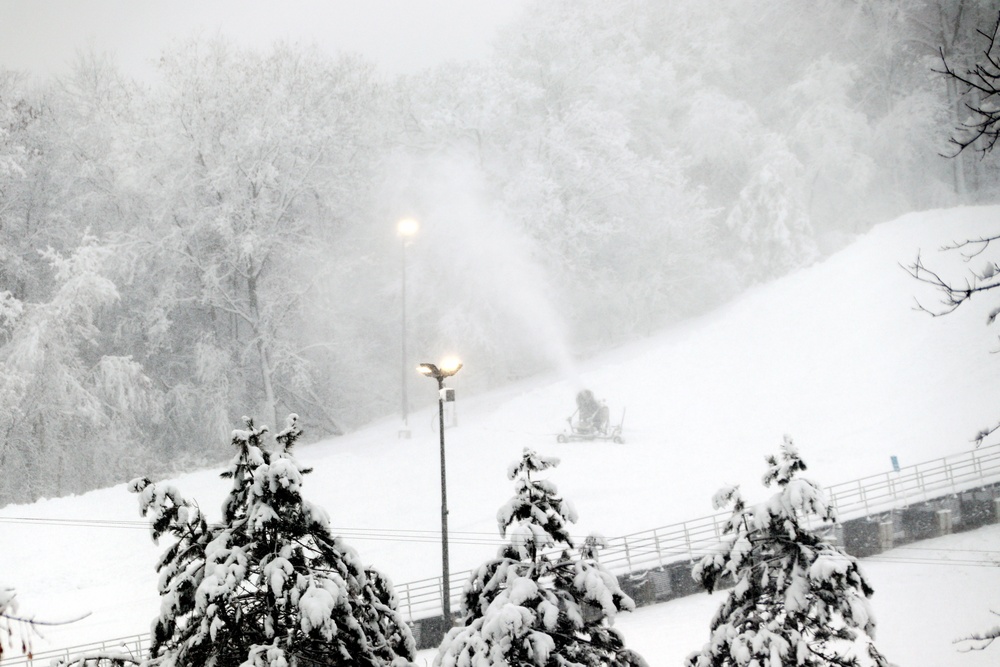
[3,516,1000,558]
[4,517,998,569]
[0,515,587,543]
[0,516,512,546]
[3,517,1000,563]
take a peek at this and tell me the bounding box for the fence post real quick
[450,571,463,616]
[400,581,413,622]
[623,536,633,572]
[712,514,724,538]
[936,509,953,536]
[652,529,664,568]
[878,519,894,551]
[437,575,445,619]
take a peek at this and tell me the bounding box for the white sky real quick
[0,0,528,80]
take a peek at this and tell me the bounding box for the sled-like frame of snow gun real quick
[557,407,625,444]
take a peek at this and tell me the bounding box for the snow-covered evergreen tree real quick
[435,448,646,667]
[130,414,416,667]
[686,437,888,667]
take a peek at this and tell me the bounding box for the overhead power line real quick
[0,515,516,546]
[2,516,998,564]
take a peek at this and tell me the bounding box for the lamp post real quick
[417,357,462,623]
[397,217,419,438]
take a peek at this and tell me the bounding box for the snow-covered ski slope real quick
[2,206,1000,661]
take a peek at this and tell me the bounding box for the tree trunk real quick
[257,339,277,432]
[940,0,969,199]
[247,268,277,430]
[947,74,969,198]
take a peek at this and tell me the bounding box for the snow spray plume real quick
[383,151,578,382]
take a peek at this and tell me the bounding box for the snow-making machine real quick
[557,390,625,443]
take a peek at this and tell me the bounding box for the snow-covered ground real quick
[3,206,1000,664]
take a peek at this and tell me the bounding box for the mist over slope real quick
[2,205,999,650]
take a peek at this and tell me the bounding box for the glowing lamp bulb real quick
[397,217,419,237]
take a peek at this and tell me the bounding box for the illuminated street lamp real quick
[397,217,419,438]
[417,357,462,623]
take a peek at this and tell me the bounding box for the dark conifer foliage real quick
[435,448,646,667]
[686,437,888,667]
[130,415,416,667]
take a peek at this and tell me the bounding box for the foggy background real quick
[0,0,997,505]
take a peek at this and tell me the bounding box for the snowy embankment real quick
[2,206,999,663]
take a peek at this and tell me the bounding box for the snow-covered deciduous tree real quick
[686,437,888,667]
[3,0,996,505]
[724,139,818,283]
[130,414,416,667]
[0,236,162,503]
[137,39,388,436]
[780,58,876,242]
[435,448,646,667]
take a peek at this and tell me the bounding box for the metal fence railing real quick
[7,443,1000,664]
[825,444,1000,518]
[393,442,1000,622]
[4,635,148,667]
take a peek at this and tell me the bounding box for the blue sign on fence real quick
[890,455,900,472]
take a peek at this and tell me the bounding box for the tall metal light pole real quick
[417,358,462,623]
[397,217,419,439]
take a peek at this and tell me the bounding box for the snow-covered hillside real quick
[2,206,999,663]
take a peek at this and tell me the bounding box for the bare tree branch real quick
[906,234,1000,450]
[902,242,1000,318]
[974,421,1000,447]
[936,11,1000,156]
[954,610,1000,652]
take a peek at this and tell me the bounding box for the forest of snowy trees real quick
[1,0,999,504]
